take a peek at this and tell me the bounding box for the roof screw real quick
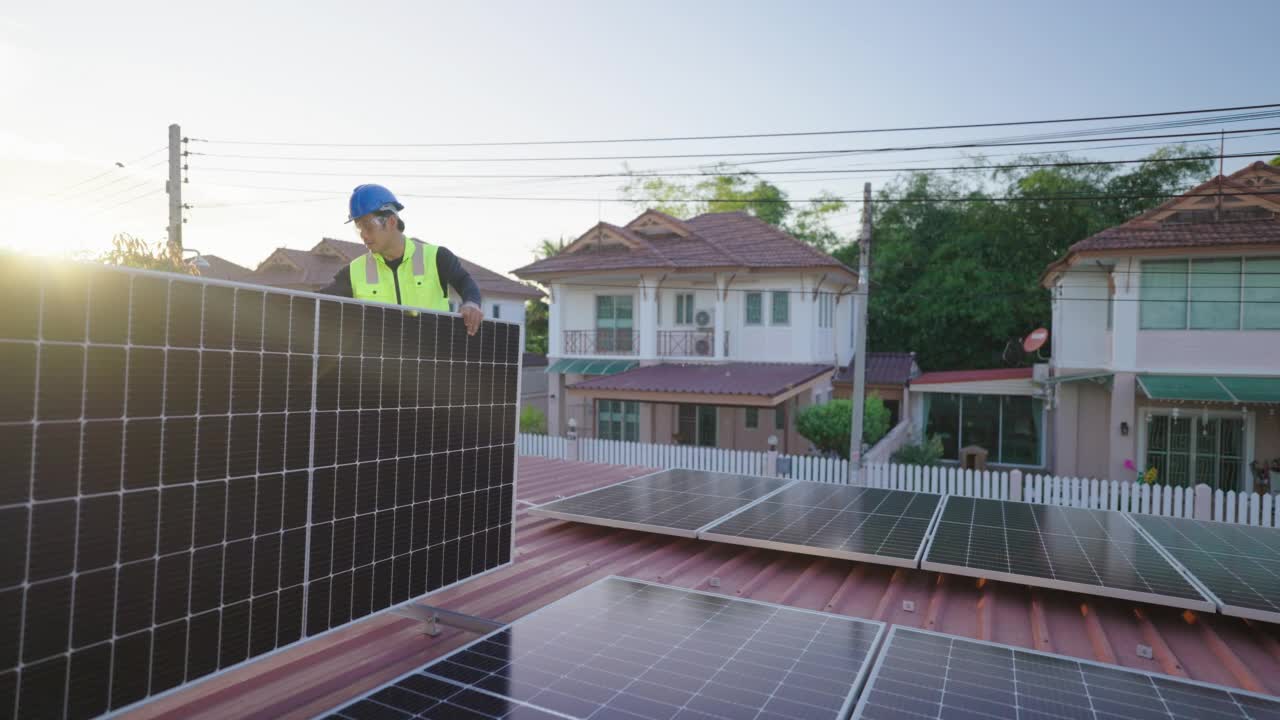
[901,600,916,613]
[708,576,721,588]
[1136,644,1154,660]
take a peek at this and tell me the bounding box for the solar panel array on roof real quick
[700,484,941,567]
[529,469,792,537]
[922,496,1214,612]
[323,577,885,720]
[0,258,520,719]
[1130,514,1280,623]
[852,625,1280,720]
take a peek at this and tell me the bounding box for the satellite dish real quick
[1022,328,1049,353]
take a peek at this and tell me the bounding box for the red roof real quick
[569,362,833,398]
[317,239,543,300]
[124,457,1280,720]
[194,255,254,283]
[912,367,1035,385]
[512,211,855,278]
[833,352,919,387]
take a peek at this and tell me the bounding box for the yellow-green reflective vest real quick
[348,238,449,312]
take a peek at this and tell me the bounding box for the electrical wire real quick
[47,146,167,198]
[188,102,1280,147]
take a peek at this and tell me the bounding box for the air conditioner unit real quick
[694,338,712,356]
[694,308,713,328]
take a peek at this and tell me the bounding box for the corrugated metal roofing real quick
[120,457,1280,720]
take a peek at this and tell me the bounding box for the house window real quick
[1140,257,1280,330]
[675,293,694,325]
[597,400,639,442]
[771,291,790,325]
[595,295,634,353]
[1144,413,1245,491]
[1245,257,1280,329]
[745,407,759,429]
[745,293,763,325]
[677,405,717,446]
[923,393,1043,466]
[818,293,834,329]
[492,304,501,319]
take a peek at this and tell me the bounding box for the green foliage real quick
[523,236,568,353]
[787,191,849,253]
[856,145,1213,370]
[622,165,793,225]
[891,434,946,466]
[1270,155,1280,167]
[519,405,547,434]
[795,395,890,459]
[100,233,195,275]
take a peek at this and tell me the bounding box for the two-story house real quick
[1044,161,1280,491]
[512,209,859,454]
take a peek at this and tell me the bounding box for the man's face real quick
[354,213,397,254]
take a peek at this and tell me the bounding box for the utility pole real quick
[847,182,872,484]
[167,123,183,253]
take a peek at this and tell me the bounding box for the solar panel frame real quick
[698,483,945,569]
[1127,513,1280,624]
[528,469,797,538]
[1,258,523,720]
[920,495,1216,612]
[321,576,888,720]
[850,625,1280,720]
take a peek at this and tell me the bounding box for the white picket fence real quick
[518,433,1280,528]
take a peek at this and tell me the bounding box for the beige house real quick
[513,209,861,455]
[1043,161,1280,491]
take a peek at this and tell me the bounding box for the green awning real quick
[546,358,639,376]
[1137,374,1280,403]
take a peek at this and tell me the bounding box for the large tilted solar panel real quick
[529,469,792,537]
[0,257,520,720]
[851,625,1280,720]
[923,496,1214,611]
[1131,514,1280,623]
[700,483,942,568]
[323,576,885,720]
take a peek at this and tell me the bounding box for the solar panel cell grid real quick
[923,496,1214,611]
[324,577,884,720]
[700,484,941,567]
[1,258,520,720]
[1130,515,1280,623]
[852,626,1280,720]
[529,469,792,538]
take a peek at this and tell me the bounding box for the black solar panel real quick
[699,483,942,568]
[529,469,792,537]
[922,496,1214,611]
[852,625,1280,720]
[1,258,520,719]
[1131,515,1280,623]
[322,577,885,720]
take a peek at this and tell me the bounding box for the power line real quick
[63,159,168,201]
[188,102,1280,147]
[188,148,1274,182]
[47,146,167,198]
[84,189,165,217]
[186,126,1280,164]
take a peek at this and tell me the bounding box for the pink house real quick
[1043,161,1280,491]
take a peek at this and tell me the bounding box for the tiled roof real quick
[194,255,254,283]
[126,456,1280,720]
[512,211,855,278]
[316,238,542,300]
[912,367,1034,385]
[253,248,346,288]
[569,362,833,397]
[833,352,918,387]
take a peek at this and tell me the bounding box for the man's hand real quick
[460,303,483,336]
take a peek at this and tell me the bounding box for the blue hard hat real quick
[347,183,404,222]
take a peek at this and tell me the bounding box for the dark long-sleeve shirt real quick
[320,243,482,307]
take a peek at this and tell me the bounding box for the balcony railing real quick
[658,329,717,357]
[563,329,636,356]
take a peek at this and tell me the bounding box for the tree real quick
[522,235,569,353]
[520,405,547,434]
[1270,155,1280,167]
[856,146,1213,370]
[796,395,890,459]
[99,233,195,274]
[622,166,792,225]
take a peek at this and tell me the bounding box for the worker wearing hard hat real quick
[321,183,483,335]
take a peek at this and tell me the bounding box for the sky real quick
[1,0,1277,276]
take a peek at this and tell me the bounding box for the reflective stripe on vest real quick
[348,239,449,312]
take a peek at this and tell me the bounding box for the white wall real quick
[1051,265,1110,371]
[448,291,527,327]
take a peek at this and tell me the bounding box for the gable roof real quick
[315,238,541,300]
[193,255,253,283]
[253,248,346,288]
[1044,162,1280,284]
[512,211,856,280]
